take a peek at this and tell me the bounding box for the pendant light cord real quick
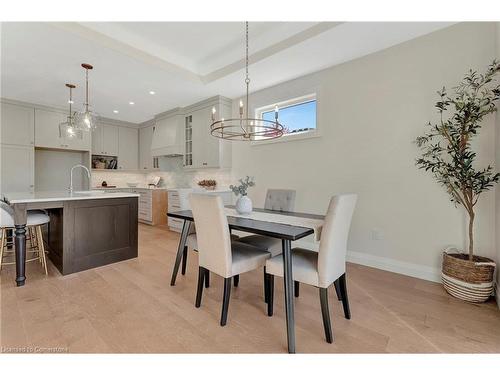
[69,86,72,120]
[245,21,249,118]
[85,68,89,112]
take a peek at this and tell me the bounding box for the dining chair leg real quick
[294,281,300,298]
[220,277,232,326]
[334,279,342,301]
[181,246,188,275]
[195,267,205,308]
[233,274,239,287]
[205,270,210,288]
[319,287,333,343]
[338,273,351,319]
[267,274,274,317]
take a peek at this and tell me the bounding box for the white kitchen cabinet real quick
[191,106,220,168]
[151,112,183,156]
[0,102,34,146]
[92,123,119,156]
[167,188,232,232]
[139,125,158,170]
[0,144,34,194]
[34,108,66,149]
[118,126,138,170]
[35,108,91,151]
[183,96,232,169]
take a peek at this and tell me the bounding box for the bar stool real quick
[0,202,50,275]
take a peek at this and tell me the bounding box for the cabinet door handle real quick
[203,162,207,166]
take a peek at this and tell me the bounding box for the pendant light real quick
[59,83,82,139]
[75,63,97,131]
[210,22,284,141]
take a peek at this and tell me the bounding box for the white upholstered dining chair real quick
[264,194,357,343]
[189,194,270,326]
[238,189,296,257]
[181,222,240,287]
[237,189,297,297]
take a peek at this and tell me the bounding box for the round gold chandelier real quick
[210,22,284,141]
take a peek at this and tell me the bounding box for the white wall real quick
[231,23,498,282]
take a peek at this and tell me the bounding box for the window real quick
[256,94,317,141]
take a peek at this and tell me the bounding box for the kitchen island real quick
[2,190,139,286]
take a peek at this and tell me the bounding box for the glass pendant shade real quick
[75,63,97,132]
[59,83,83,139]
[74,106,97,131]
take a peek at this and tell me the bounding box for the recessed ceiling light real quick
[113,110,119,114]
[68,100,74,104]
[129,101,135,105]
[149,91,155,95]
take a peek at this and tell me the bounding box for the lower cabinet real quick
[0,144,34,193]
[167,188,232,232]
[131,189,167,225]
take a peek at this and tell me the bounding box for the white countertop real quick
[167,188,231,193]
[93,186,167,190]
[3,190,140,204]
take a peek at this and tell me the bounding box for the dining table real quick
[168,206,324,354]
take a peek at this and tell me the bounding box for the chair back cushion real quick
[317,194,357,288]
[189,194,232,278]
[264,189,296,212]
[0,201,15,228]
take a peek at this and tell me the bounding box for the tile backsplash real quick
[91,168,233,189]
[92,155,235,189]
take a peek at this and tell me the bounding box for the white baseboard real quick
[346,250,442,283]
[294,239,442,283]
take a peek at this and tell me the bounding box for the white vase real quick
[236,195,252,214]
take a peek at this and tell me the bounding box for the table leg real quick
[170,220,191,286]
[282,239,295,353]
[14,224,27,286]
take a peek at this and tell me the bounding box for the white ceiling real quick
[1,22,454,123]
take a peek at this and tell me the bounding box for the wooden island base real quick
[45,197,138,275]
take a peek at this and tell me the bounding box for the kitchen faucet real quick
[68,164,91,193]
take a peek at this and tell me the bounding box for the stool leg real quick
[0,229,6,271]
[36,226,48,275]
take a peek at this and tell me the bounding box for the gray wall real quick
[35,149,89,191]
[231,22,498,282]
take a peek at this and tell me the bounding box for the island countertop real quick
[3,190,140,204]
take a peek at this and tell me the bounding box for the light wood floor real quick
[1,223,500,353]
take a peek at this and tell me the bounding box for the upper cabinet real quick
[34,108,91,151]
[182,96,232,169]
[92,122,119,156]
[139,125,159,171]
[118,126,138,170]
[151,110,184,157]
[1,144,34,193]
[0,102,34,146]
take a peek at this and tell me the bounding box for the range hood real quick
[151,112,184,157]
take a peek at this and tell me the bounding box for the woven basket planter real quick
[441,251,496,303]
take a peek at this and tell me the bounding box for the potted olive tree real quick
[415,60,500,302]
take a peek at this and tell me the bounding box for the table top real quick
[3,190,140,204]
[168,207,324,241]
